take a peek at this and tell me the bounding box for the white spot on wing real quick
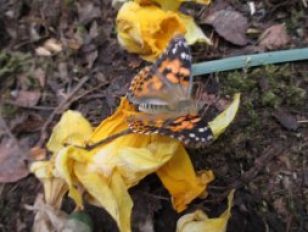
[189,133,195,138]
[181,52,187,59]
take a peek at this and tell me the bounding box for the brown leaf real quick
[33,68,46,88]
[77,1,101,25]
[12,90,41,107]
[30,146,47,161]
[203,9,248,46]
[35,38,63,56]
[0,139,29,183]
[259,24,290,50]
[273,110,298,131]
[12,113,44,134]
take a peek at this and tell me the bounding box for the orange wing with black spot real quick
[127,36,192,106]
[128,114,213,148]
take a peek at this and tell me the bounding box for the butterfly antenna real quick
[68,129,133,150]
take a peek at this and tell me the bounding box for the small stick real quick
[38,75,91,147]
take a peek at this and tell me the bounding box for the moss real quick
[284,86,306,106]
[286,8,306,32]
[0,104,18,119]
[220,64,305,135]
[261,91,281,108]
[0,51,31,78]
[223,71,256,94]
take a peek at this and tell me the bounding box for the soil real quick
[0,0,307,232]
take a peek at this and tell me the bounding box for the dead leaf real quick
[203,9,248,46]
[30,146,47,161]
[0,139,29,183]
[35,47,52,56]
[33,68,46,88]
[259,24,290,50]
[27,194,68,232]
[85,50,98,69]
[273,110,298,131]
[77,1,101,25]
[66,35,84,51]
[28,194,93,232]
[128,55,143,69]
[12,90,41,107]
[44,38,63,53]
[35,38,63,56]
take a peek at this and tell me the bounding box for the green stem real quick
[192,47,308,76]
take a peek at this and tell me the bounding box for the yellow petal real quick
[74,164,133,232]
[176,190,235,232]
[47,110,93,153]
[54,147,87,208]
[116,1,186,61]
[30,161,68,208]
[137,0,211,11]
[179,13,212,45]
[31,161,54,179]
[157,145,214,212]
[209,93,241,139]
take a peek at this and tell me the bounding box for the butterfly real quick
[126,35,214,147]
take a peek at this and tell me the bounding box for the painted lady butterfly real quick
[127,36,214,147]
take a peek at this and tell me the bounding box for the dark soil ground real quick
[0,0,307,231]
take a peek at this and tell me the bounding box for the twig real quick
[192,48,308,76]
[230,143,284,189]
[37,75,91,147]
[70,81,109,103]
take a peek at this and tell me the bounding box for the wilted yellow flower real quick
[117,2,186,61]
[31,94,240,232]
[116,0,212,61]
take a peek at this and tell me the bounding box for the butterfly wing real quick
[128,114,213,148]
[127,36,193,107]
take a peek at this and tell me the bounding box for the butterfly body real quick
[127,35,214,147]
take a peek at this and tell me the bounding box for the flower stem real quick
[192,47,308,76]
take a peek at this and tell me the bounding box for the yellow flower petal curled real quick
[30,161,68,208]
[74,163,133,232]
[176,190,235,232]
[157,146,214,212]
[209,93,241,139]
[47,110,93,153]
[54,146,88,208]
[116,1,186,61]
[179,13,212,45]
